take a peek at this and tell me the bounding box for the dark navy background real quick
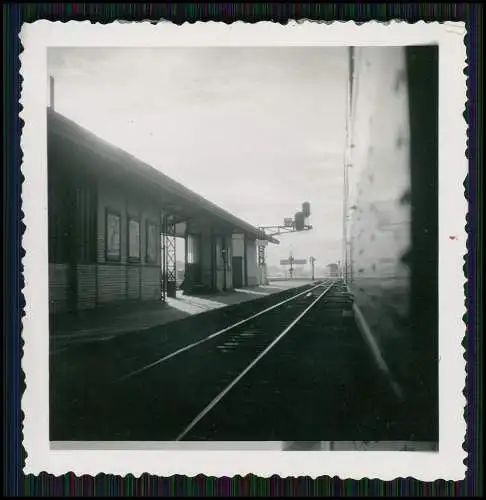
[3,3,481,497]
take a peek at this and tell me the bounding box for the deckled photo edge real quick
[19,20,467,481]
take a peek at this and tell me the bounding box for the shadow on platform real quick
[49,280,310,352]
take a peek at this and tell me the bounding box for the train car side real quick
[346,46,439,441]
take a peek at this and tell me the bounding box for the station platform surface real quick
[50,280,315,351]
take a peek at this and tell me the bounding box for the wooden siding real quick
[76,264,97,310]
[141,266,161,301]
[49,263,69,314]
[98,264,127,304]
[127,266,140,300]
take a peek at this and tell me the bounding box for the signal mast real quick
[257,202,313,285]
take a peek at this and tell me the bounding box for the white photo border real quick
[20,20,467,480]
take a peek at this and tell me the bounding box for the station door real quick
[232,256,244,288]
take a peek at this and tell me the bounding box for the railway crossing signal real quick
[280,258,307,266]
[280,255,307,279]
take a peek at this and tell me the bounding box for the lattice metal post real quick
[257,228,267,285]
[161,216,166,303]
[257,243,266,267]
[164,214,177,298]
[258,243,267,285]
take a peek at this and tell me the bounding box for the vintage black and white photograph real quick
[21,21,466,479]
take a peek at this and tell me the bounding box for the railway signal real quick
[280,254,307,279]
[294,211,305,231]
[310,256,316,280]
[258,201,313,284]
[283,217,294,228]
[302,201,311,218]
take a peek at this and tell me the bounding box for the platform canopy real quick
[48,109,279,244]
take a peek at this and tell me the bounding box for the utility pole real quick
[310,256,316,280]
[342,46,354,285]
[49,75,55,110]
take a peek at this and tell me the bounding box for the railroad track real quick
[51,279,405,442]
[50,281,325,395]
[169,281,336,441]
[182,281,405,442]
[115,280,334,383]
[50,281,327,437]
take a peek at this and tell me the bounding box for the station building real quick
[47,109,278,314]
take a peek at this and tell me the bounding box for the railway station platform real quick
[50,280,313,351]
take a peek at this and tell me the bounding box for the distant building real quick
[326,263,339,278]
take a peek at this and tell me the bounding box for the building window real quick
[128,217,141,262]
[146,220,158,264]
[106,209,121,261]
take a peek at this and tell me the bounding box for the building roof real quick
[47,108,279,244]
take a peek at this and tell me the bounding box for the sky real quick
[47,47,348,268]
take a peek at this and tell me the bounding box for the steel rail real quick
[115,281,332,384]
[175,281,335,441]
